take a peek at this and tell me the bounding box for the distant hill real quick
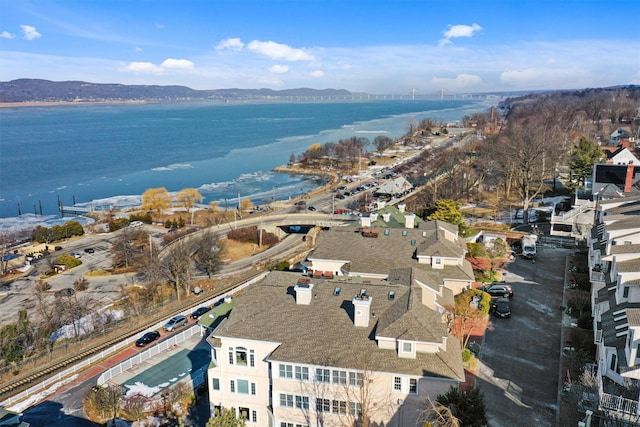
[0,79,354,103]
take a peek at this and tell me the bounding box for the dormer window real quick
[403,342,412,352]
[399,340,416,358]
[388,291,395,300]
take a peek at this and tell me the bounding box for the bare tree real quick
[162,241,193,300]
[417,397,461,427]
[111,227,147,269]
[192,231,222,279]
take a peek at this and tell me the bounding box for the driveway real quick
[476,245,570,427]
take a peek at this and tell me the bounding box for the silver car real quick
[163,315,187,332]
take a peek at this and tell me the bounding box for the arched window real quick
[236,347,248,366]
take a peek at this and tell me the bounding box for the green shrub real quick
[55,253,82,269]
[462,349,473,363]
[467,242,487,258]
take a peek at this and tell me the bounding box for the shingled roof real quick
[307,220,471,280]
[213,271,464,380]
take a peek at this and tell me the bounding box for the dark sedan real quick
[190,306,212,320]
[135,331,160,347]
[491,297,512,318]
[479,283,513,298]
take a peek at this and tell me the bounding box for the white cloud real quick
[430,74,483,89]
[268,64,289,74]
[156,24,164,30]
[135,47,143,52]
[309,70,324,78]
[439,23,481,47]
[247,40,314,61]
[161,58,194,70]
[215,38,244,51]
[122,61,164,74]
[121,58,195,75]
[0,31,16,39]
[20,25,41,41]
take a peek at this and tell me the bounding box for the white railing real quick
[600,392,640,417]
[97,324,201,386]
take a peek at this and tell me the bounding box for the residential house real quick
[609,128,631,146]
[206,206,472,426]
[588,195,640,419]
[604,147,640,166]
[374,176,414,199]
[207,270,465,427]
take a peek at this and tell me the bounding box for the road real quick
[477,245,570,427]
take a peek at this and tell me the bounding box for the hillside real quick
[0,79,354,103]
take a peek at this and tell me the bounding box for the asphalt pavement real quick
[477,245,571,427]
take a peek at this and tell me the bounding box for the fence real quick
[2,271,269,413]
[97,324,201,387]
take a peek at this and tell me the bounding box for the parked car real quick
[491,297,512,318]
[190,306,212,320]
[479,283,513,298]
[163,315,187,332]
[84,247,95,254]
[71,252,81,258]
[335,194,346,200]
[54,246,63,251]
[135,331,161,347]
[213,299,225,307]
[307,206,316,211]
[54,288,75,298]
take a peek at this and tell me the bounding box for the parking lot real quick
[477,245,571,427]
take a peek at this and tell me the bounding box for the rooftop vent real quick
[334,287,341,296]
[384,229,390,236]
[388,291,395,300]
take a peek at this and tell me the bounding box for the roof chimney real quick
[294,282,314,305]
[398,203,406,213]
[353,293,372,327]
[382,212,391,222]
[360,215,372,227]
[404,213,415,229]
[624,162,634,193]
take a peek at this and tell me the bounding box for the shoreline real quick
[0,100,151,108]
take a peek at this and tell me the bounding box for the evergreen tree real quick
[427,199,469,236]
[569,136,602,190]
[436,386,488,427]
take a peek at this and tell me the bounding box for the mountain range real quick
[0,79,355,103]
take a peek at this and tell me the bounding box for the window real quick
[280,393,294,407]
[230,380,235,393]
[332,400,347,414]
[624,286,630,298]
[316,368,330,383]
[295,366,309,381]
[296,395,309,409]
[239,407,249,420]
[316,398,330,412]
[334,287,341,296]
[236,347,248,366]
[403,342,412,353]
[332,370,347,384]
[237,379,249,394]
[280,364,293,378]
[249,350,255,367]
[434,257,442,265]
[211,378,220,391]
[409,378,418,394]
[349,372,364,386]
[388,291,395,300]
[280,424,293,427]
[252,411,257,423]
[393,376,402,391]
[228,348,234,365]
[251,382,256,395]
[349,402,362,416]
[611,354,617,371]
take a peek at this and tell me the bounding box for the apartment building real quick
[588,195,640,418]
[207,206,471,426]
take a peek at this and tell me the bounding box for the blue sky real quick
[1,0,639,94]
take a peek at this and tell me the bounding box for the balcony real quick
[591,270,606,284]
[600,392,640,419]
